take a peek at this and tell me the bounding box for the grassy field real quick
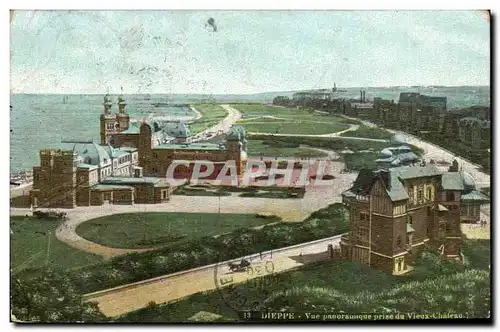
[189,104,228,135]
[10,216,102,274]
[340,125,392,140]
[246,140,329,158]
[342,152,380,171]
[250,135,389,152]
[231,103,345,122]
[241,122,349,135]
[76,212,280,249]
[118,238,490,322]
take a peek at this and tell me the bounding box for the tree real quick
[11,269,106,323]
[272,96,291,106]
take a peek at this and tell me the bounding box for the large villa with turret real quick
[29,93,248,208]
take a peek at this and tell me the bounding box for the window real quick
[357,227,369,244]
[396,236,402,247]
[427,187,432,201]
[408,186,414,204]
[417,188,423,203]
[408,216,413,224]
[446,192,454,201]
[153,152,158,159]
[359,212,369,221]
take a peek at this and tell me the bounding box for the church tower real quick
[100,93,118,145]
[116,87,130,132]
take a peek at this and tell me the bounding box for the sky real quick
[10,10,490,94]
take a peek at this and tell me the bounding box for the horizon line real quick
[10,84,491,96]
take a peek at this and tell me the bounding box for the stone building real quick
[137,123,247,180]
[340,161,489,275]
[28,142,170,208]
[29,94,247,208]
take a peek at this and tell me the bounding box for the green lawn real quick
[241,122,349,135]
[342,152,380,171]
[250,135,389,152]
[340,125,393,140]
[246,139,328,158]
[231,103,343,122]
[10,216,102,274]
[118,238,490,322]
[188,104,228,135]
[76,212,281,249]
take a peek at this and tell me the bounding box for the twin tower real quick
[99,91,130,145]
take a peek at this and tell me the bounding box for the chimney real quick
[360,90,363,102]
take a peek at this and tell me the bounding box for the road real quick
[83,234,343,317]
[191,104,242,142]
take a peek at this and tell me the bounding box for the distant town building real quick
[398,92,447,110]
[457,117,491,148]
[292,89,336,101]
[340,161,489,275]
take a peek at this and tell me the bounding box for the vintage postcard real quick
[10,10,491,323]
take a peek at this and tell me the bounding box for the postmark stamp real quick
[213,233,282,315]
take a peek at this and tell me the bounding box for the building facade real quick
[340,161,489,275]
[29,94,247,208]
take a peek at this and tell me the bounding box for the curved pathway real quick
[190,104,242,142]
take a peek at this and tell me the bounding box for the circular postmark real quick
[213,233,283,319]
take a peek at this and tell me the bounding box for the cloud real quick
[10,10,490,94]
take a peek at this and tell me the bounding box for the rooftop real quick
[441,173,465,191]
[155,142,226,151]
[461,190,490,202]
[92,184,134,190]
[102,176,167,185]
[391,164,442,180]
[76,163,98,170]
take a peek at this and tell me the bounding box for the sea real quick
[10,86,490,174]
